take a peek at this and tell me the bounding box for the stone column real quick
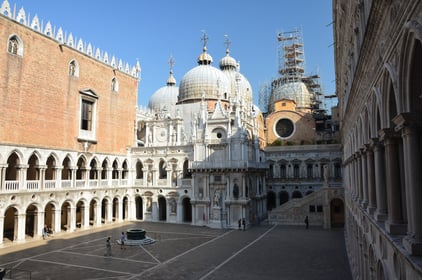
[0,216,4,244]
[394,113,422,255]
[360,148,368,209]
[380,129,406,235]
[16,213,26,241]
[356,154,363,204]
[372,139,387,221]
[365,144,376,215]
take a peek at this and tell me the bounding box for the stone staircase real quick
[268,187,344,228]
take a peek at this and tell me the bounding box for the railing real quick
[61,180,72,188]
[26,180,39,190]
[44,180,56,189]
[75,179,85,188]
[5,180,19,191]
[191,161,268,170]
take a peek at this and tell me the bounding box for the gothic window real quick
[334,163,342,178]
[111,77,119,92]
[280,164,286,178]
[159,160,167,179]
[7,35,23,56]
[307,164,313,178]
[69,60,79,77]
[293,164,300,178]
[81,100,93,131]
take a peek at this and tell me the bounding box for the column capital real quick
[393,112,422,132]
[378,128,399,142]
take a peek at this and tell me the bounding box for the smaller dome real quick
[197,46,213,65]
[219,50,237,70]
[148,70,178,114]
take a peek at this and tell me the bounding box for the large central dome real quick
[178,47,230,103]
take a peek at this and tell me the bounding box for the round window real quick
[275,118,294,138]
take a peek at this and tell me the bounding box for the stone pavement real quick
[0,222,352,280]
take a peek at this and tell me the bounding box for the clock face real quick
[157,128,167,141]
[275,118,294,138]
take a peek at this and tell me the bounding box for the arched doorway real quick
[4,207,17,241]
[61,201,71,231]
[113,197,119,221]
[330,198,344,227]
[158,196,167,221]
[279,191,289,205]
[89,200,97,226]
[135,196,143,220]
[25,204,37,238]
[44,203,55,232]
[76,200,84,228]
[182,197,192,222]
[267,191,276,211]
[292,191,303,199]
[122,197,129,220]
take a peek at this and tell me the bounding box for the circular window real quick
[275,118,294,138]
[217,132,222,138]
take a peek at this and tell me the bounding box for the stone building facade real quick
[0,0,343,250]
[334,0,422,278]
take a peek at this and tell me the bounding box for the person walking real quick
[105,237,112,257]
[304,216,309,230]
[238,219,241,230]
[120,232,126,250]
[242,218,246,231]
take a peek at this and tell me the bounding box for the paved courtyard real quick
[0,222,352,280]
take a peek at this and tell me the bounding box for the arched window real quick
[7,35,23,56]
[69,60,79,77]
[111,77,119,92]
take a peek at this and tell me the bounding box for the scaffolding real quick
[277,29,305,82]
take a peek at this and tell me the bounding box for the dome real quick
[178,47,230,103]
[219,50,237,70]
[148,71,179,114]
[219,51,253,105]
[271,81,311,108]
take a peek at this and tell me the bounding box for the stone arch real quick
[135,159,144,179]
[75,199,87,228]
[159,159,167,179]
[122,195,130,220]
[3,205,19,241]
[134,195,143,220]
[44,201,58,233]
[89,157,99,180]
[60,200,74,231]
[291,190,303,199]
[330,198,345,227]
[25,203,42,238]
[279,191,289,205]
[158,196,167,221]
[267,191,276,211]
[122,160,129,179]
[401,18,422,113]
[182,196,192,222]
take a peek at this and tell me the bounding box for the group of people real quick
[42,224,52,240]
[238,218,246,231]
[104,232,127,257]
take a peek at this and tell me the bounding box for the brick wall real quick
[0,16,138,155]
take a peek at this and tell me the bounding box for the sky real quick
[8,0,336,111]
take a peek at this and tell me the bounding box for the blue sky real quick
[9,0,336,110]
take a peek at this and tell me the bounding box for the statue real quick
[146,197,152,212]
[170,199,177,213]
[213,189,221,207]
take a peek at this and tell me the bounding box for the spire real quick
[197,30,213,65]
[166,54,176,86]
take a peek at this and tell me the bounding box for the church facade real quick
[334,0,422,278]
